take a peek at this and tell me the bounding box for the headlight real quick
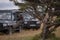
[3,24,7,26]
[37,22,40,24]
[5,21,9,23]
[24,22,27,24]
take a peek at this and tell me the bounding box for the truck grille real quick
[28,21,36,24]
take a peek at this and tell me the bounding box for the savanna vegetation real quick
[2,0,60,40]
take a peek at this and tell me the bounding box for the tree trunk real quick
[42,13,50,40]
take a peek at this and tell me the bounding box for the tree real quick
[10,0,60,40]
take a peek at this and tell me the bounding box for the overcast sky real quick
[0,0,24,10]
[0,0,9,3]
[0,0,24,3]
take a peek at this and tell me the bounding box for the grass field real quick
[55,27,60,37]
[0,29,41,40]
[0,24,60,40]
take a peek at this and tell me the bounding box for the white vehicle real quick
[0,0,20,34]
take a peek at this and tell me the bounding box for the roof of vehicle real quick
[0,0,19,10]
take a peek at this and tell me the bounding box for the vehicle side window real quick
[12,13,17,21]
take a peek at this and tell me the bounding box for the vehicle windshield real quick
[0,13,14,21]
[22,13,34,21]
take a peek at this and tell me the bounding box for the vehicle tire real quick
[7,26,13,35]
[16,26,22,33]
[35,26,40,30]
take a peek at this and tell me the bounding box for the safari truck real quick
[0,0,21,34]
[18,12,41,30]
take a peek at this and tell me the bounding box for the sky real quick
[0,0,24,10]
[0,0,9,3]
[0,0,24,3]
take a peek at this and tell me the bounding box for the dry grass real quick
[0,29,41,40]
[0,24,60,40]
[55,27,60,37]
[0,24,43,40]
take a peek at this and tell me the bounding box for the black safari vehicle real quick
[0,0,20,34]
[20,12,41,30]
